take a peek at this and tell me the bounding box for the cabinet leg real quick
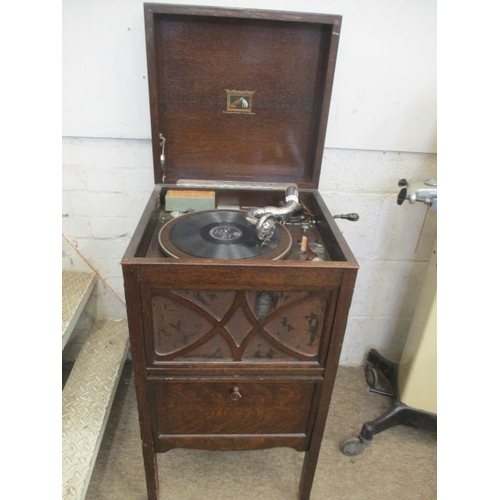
[142,441,159,500]
[298,447,320,500]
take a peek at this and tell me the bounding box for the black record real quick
[159,210,292,260]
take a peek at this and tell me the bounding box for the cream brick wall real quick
[62,136,437,364]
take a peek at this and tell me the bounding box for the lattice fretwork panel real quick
[150,290,331,362]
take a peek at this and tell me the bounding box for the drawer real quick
[151,379,319,436]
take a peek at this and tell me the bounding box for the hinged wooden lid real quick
[144,3,342,188]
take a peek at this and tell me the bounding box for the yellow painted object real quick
[398,241,437,414]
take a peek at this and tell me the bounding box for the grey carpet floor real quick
[86,361,436,500]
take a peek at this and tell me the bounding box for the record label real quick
[205,223,244,243]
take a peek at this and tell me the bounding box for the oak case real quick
[121,4,358,500]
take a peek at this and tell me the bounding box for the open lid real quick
[144,4,342,188]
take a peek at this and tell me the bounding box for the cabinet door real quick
[142,288,338,366]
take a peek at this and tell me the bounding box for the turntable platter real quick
[158,210,292,260]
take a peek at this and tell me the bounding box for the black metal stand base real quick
[341,349,437,456]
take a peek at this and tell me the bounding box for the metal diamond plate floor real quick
[62,318,130,500]
[62,271,97,349]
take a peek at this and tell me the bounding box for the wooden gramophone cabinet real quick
[121,4,358,499]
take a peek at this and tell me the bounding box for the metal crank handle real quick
[333,213,359,222]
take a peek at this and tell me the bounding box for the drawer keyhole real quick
[230,386,242,401]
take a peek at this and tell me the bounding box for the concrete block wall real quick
[62,136,436,365]
[321,149,437,364]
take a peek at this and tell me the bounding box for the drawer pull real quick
[230,386,242,401]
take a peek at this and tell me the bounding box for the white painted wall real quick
[62,0,437,365]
